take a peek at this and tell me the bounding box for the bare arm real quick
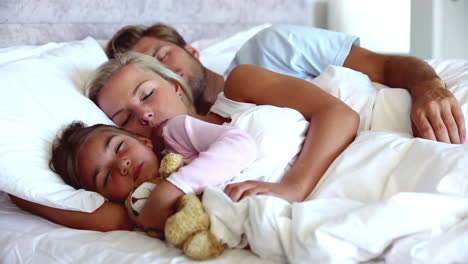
[137,180,184,230]
[9,194,132,231]
[223,65,360,202]
[344,45,465,144]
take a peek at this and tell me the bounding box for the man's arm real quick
[344,45,466,144]
[9,194,132,231]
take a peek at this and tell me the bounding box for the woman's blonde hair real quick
[85,51,195,112]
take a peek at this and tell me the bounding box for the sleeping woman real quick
[10,52,359,231]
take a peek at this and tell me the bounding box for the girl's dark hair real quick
[50,121,137,189]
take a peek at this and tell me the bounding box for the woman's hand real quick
[224,181,304,203]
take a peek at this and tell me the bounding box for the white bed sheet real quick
[0,192,269,264]
[0,59,467,264]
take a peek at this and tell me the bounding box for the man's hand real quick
[224,180,305,203]
[410,80,465,144]
[343,46,466,144]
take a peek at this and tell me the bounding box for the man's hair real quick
[85,51,195,113]
[50,121,138,190]
[105,23,187,59]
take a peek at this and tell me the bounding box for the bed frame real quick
[0,0,307,48]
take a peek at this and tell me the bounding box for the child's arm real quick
[9,194,132,231]
[137,115,257,230]
[161,115,258,194]
[137,180,184,230]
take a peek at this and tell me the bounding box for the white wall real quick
[306,0,329,28]
[308,0,468,59]
[411,0,468,59]
[327,0,411,54]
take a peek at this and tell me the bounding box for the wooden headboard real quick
[0,0,308,48]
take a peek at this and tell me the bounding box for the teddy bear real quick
[124,152,224,260]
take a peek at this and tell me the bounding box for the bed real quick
[1,1,468,263]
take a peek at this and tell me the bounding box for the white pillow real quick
[0,42,65,65]
[192,24,271,75]
[0,37,111,212]
[370,88,413,135]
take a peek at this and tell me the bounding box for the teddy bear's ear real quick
[159,153,184,179]
[124,189,140,223]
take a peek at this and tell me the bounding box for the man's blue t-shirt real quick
[225,24,360,80]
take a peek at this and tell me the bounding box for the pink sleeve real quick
[162,115,257,194]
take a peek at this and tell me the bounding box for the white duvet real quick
[204,61,468,264]
[204,132,467,263]
[1,60,467,264]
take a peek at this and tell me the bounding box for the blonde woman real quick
[11,52,359,231]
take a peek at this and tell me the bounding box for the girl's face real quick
[76,129,159,202]
[97,64,189,137]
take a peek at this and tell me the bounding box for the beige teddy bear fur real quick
[125,153,224,260]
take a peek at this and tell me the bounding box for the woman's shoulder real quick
[210,92,257,118]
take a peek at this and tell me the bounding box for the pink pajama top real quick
[159,115,258,194]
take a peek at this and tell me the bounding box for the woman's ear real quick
[184,44,200,59]
[137,136,153,149]
[172,82,183,96]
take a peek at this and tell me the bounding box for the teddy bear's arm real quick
[137,180,185,230]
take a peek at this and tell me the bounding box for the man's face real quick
[131,36,206,100]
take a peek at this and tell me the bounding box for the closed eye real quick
[142,91,153,101]
[154,46,169,62]
[115,140,123,154]
[104,171,110,186]
[121,114,131,127]
[158,53,168,62]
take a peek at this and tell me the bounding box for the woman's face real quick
[97,64,189,137]
[76,129,159,202]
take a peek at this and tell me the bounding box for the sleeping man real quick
[105,23,465,145]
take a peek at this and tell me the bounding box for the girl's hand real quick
[137,180,183,231]
[224,181,305,203]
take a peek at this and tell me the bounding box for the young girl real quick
[50,114,257,230]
